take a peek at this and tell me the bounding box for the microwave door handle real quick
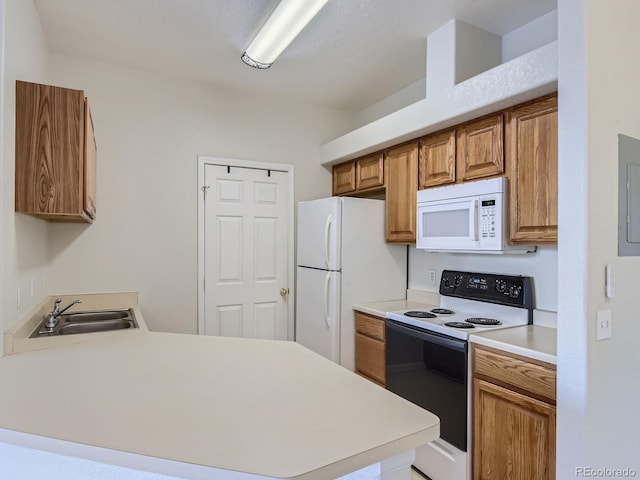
[472,199,478,241]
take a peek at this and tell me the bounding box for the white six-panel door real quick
[202,163,290,340]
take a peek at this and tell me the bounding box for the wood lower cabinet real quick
[506,94,558,244]
[473,345,556,480]
[354,311,385,386]
[385,141,419,243]
[15,80,97,223]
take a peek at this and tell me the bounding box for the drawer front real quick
[354,312,385,341]
[355,333,385,385]
[473,345,556,402]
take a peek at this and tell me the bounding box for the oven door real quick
[416,197,479,251]
[385,319,468,451]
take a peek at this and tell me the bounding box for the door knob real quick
[280,288,289,297]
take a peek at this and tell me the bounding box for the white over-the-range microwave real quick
[416,176,535,254]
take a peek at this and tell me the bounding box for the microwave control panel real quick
[480,197,498,238]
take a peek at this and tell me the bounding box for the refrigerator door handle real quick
[324,214,332,269]
[324,272,331,329]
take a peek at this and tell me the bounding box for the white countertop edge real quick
[469,333,557,365]
[0,428,271,480]
[0,427,435,480]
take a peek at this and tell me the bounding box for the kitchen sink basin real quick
[64,311,129,323]
[56,319,133,335]
[30,309,138,338]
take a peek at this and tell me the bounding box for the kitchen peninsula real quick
[0,326,439,479]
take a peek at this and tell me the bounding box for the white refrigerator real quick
[295,197,407,371]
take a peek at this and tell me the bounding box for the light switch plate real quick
[596,309,612,340]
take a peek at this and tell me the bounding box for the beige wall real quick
[1,0,52,353]
[45,54,352,334]
[558,0,640,475]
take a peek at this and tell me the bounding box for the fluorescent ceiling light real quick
[242,0,330,69]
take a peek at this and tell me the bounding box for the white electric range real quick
[384,270,535,480]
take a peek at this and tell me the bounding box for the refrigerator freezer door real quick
[297,197,342,271]
[295,267,341,363]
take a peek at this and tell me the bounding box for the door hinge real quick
[201,185,210,199]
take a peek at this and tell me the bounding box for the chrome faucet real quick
[44,298,82,329]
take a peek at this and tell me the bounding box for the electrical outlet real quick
[429,270,437,285]
[596,309,612,340]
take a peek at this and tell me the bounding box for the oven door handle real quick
[386,319,468,352]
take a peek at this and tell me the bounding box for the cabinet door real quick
[356,153,384,191]
[332,161,356,195]
[457,114,504,182]
[386,142,419,243]
[419,130,456,188]
[506,95,558,244]
[355,333,385,386]
[15,81,87,220]
[474,379,556,480]
[84,99,97,220]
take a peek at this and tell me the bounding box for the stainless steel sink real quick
[30,309,138,337]
[64,311,129,323]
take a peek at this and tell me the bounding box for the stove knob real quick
[508,285,522,298]
[454,275,462,287]
[443,277,451,288]
[495,279,507,293]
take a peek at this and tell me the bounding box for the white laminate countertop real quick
[469,325,557,365]
[0,333,439,479]
[352,300,437,319]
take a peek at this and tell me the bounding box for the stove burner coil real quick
[430,308,455,315]
[404,310,437,319]
[465,317,502,326]
[444,321,475,329]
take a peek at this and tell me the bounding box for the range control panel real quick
[439,270,534,310]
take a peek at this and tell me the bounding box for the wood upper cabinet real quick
[419,129,456,188]
[332,161,356,195]
[457,114,504,182]
[83,99,97,219]
[356,152,384,191]
[385,141,419,243]
[354,311,385,386]
[332,152,385,196]
[15,80,97,223]
[473,345,556,480]
[506,95,558,244]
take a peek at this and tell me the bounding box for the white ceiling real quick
[34,0,557,112]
